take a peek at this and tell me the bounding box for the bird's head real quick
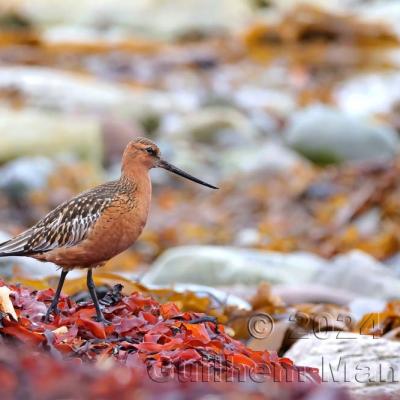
[122,137,218,189]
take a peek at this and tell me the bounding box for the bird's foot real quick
[43,306,60,323]
[94,313,111,326]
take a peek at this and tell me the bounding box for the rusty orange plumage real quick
[0,138,217,323]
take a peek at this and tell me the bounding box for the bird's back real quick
[0,180,124,258]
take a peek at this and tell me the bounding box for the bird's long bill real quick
[158,160,218,189]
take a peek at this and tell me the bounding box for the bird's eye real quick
[145,147,156,156]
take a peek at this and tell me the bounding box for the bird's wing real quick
[0,186,115,257]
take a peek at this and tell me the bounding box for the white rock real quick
[0,67,197,117]
[353,207,381,237]
[286,105,399,164]
[221,141,307,175]
[335,72,400,116]
[142,246,326,286]
[146,283,251,310]
[273,283,356,306]
[13,0,252,40]
[0,257,58,280]
[285,331,400,399]
[234,86,297,117]
[234,228,261,247]
[0,157,55,191]
[348,297,387,321]
[172,107,259,143]
[315,250,400,300]
[0,107,101,163]
[355,2,400,40]
[0,232,57,279]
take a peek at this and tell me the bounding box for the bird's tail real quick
[0,231,32,257]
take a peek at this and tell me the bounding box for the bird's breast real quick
[90,185,151,259]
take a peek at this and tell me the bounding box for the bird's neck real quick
[119,163,152,234]
[120,163,152,196]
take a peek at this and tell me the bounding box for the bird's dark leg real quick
[87,268,110,325]
[44,269,68,322]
